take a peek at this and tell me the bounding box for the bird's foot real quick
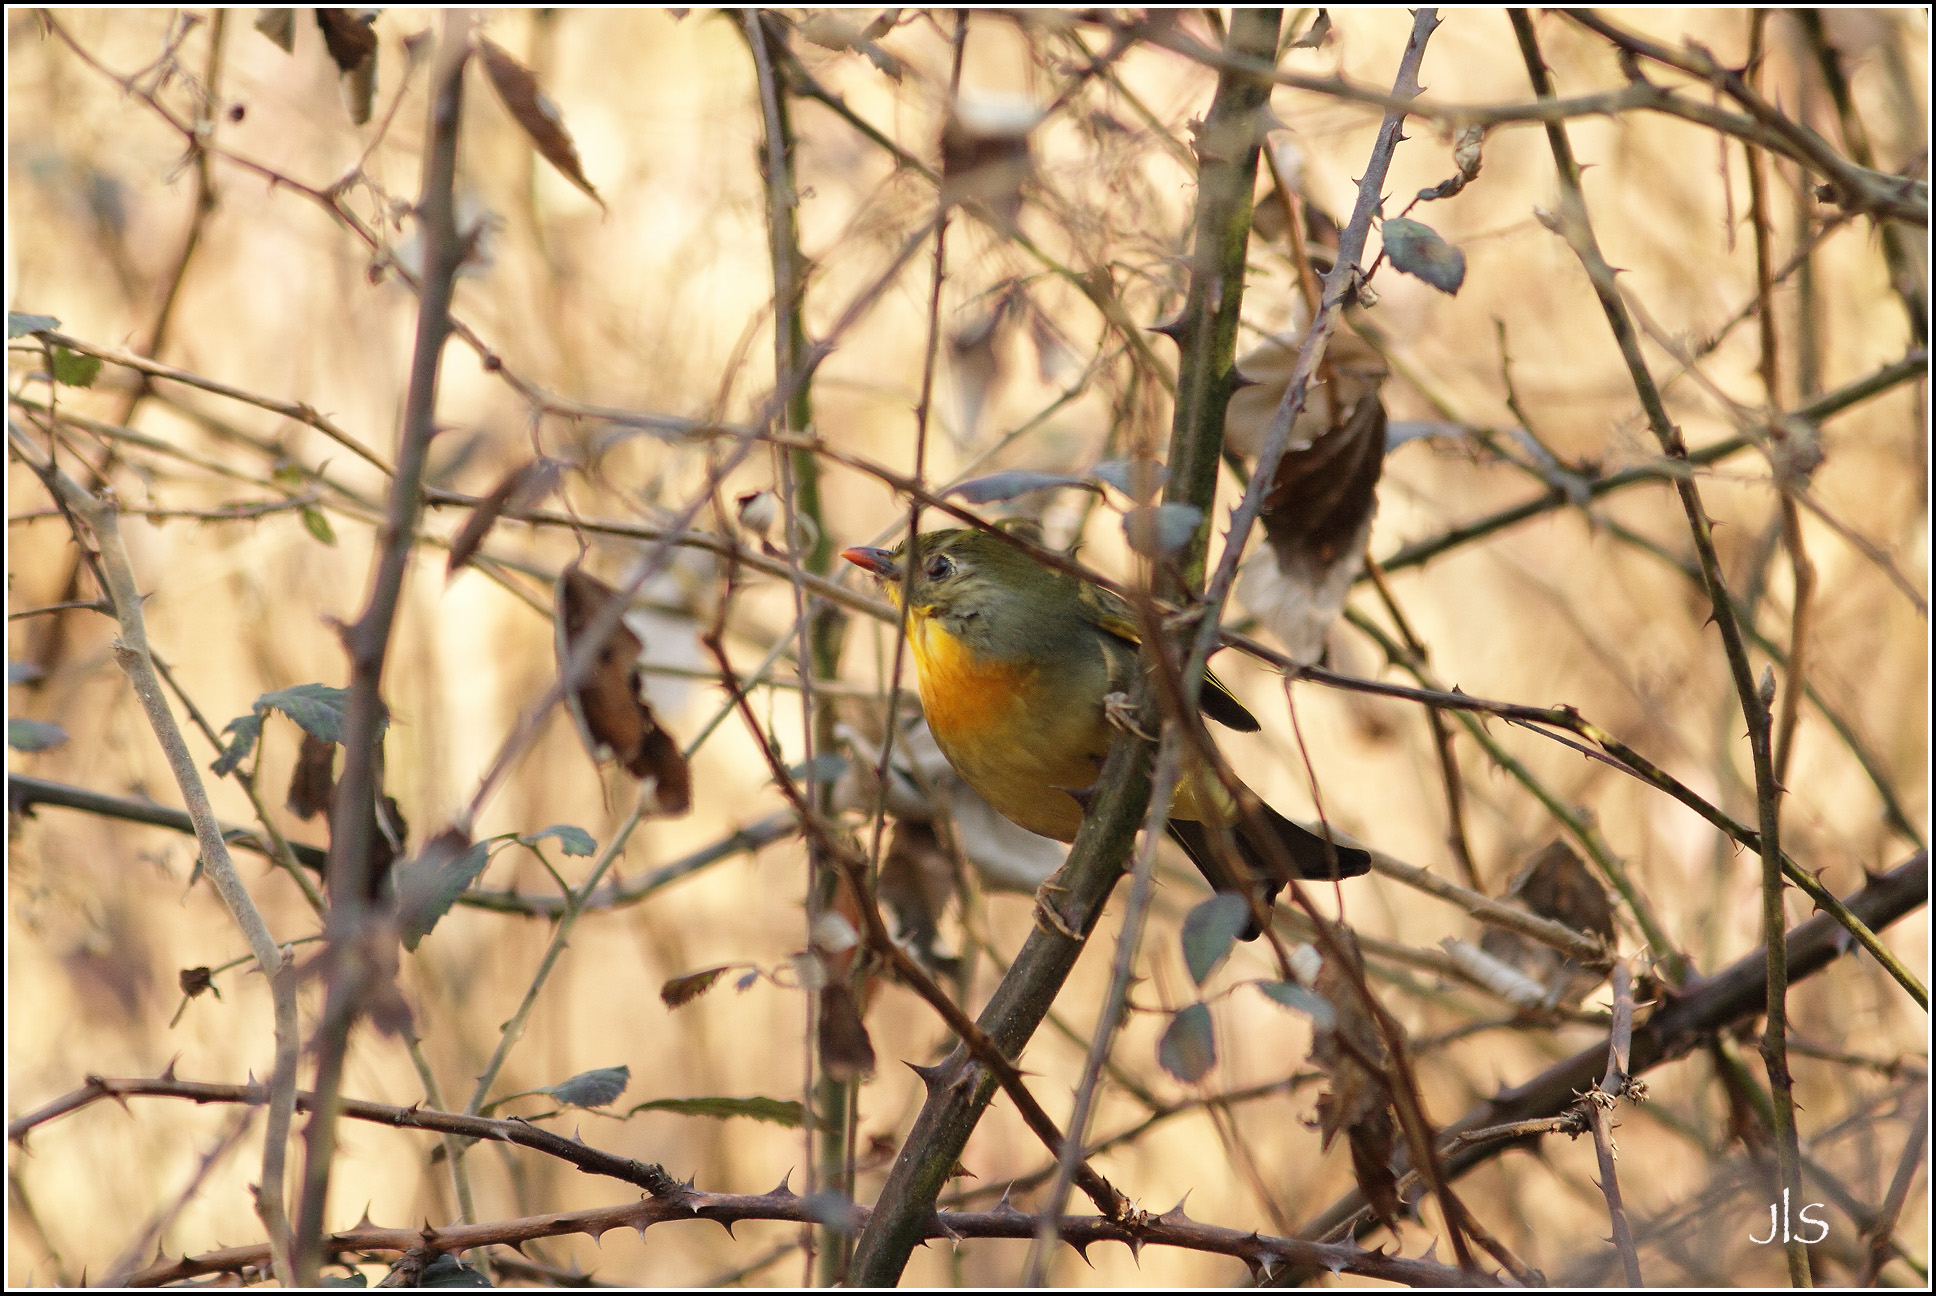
[1102,690,1154,740]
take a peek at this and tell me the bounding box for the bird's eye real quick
[924,554,955,581]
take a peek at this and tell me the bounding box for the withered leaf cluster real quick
[1227,330,1390,663]
[1479,839,1617,1008]
[1311,929,1403,1228]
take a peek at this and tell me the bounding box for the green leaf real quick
[1380,217,1466,295]
[1123,502,1202,558]
[945,470,1095,504]
[521,824,597,857]
[546,1064,630,1108]
[625,1095,806,1127]
[319,1276,369,1289]
[415,1254,492,1288]
[1256,979,1337,1030]
[214,683,370,776]
[1181,894,1250,986]
[50,347,102,389]
[302,505,337,546]
[786,754,849,786]
[399,832,494,950]
[256,683,371,745]
[1157,1002,1217,1082]
[1090,458,1166,501]
[7,718,68,752]
[211,711,264,776]
[8,313,60,339]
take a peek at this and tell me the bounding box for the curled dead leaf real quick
[1227,330,1389,663]
[817,983,877,1081]
[1310,928,1402,1228]
[554,566,691,815]
[1478,840,1616,1008]
[286,731,337,820]
[477,36,605,209]
[661,966,728,1010]
[942,96,1039,230]
[447,458,563,579]
[879,820,960,976]
[314,9,378,125]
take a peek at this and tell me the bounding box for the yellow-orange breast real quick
[906,609,1109,841]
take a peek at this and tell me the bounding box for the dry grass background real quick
[6,7,1928,1288]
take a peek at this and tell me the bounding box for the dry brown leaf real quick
[878,820,959,975]
[817,983,877,1081]
[1227,330,1389,663]
[941,97,1038,230]
[660,966,728,1010]
[1479,840,1616,1007]
[370,793,409,899]
[314,9,378,125]
[286,730,337,820]
[1310,928,1403,1229]
[553,565,691,815]
[447,458,562,579]
[477,36,605,210]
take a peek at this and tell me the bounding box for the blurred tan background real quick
[7,8,1927,1287]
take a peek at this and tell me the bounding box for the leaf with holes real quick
[555,566,691,815]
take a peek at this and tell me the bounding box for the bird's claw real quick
[1103,690,1154,740]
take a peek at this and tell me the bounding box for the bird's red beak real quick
[842,546,900,579]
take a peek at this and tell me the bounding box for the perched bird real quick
[843,527,1368,938]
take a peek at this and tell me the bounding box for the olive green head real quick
[842,528,1079,658]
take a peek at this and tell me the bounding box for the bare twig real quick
[459,794,648,1123]
[1510,13,1810,1277]
[294,17,473,1283]
[1859,1096,1929,1285]
[1586,962,1643,1285]
[1296,852,1926,1252]
[6,426,300,1284]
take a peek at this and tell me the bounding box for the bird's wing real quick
[1076,582,1262,733]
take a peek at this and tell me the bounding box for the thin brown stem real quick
[1510,12,1810,1279]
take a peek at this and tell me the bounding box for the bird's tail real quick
[1167,807,1370,940]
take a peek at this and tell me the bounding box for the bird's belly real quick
[912,621,1105,842]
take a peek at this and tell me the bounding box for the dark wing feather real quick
[1076,582,1262,732]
